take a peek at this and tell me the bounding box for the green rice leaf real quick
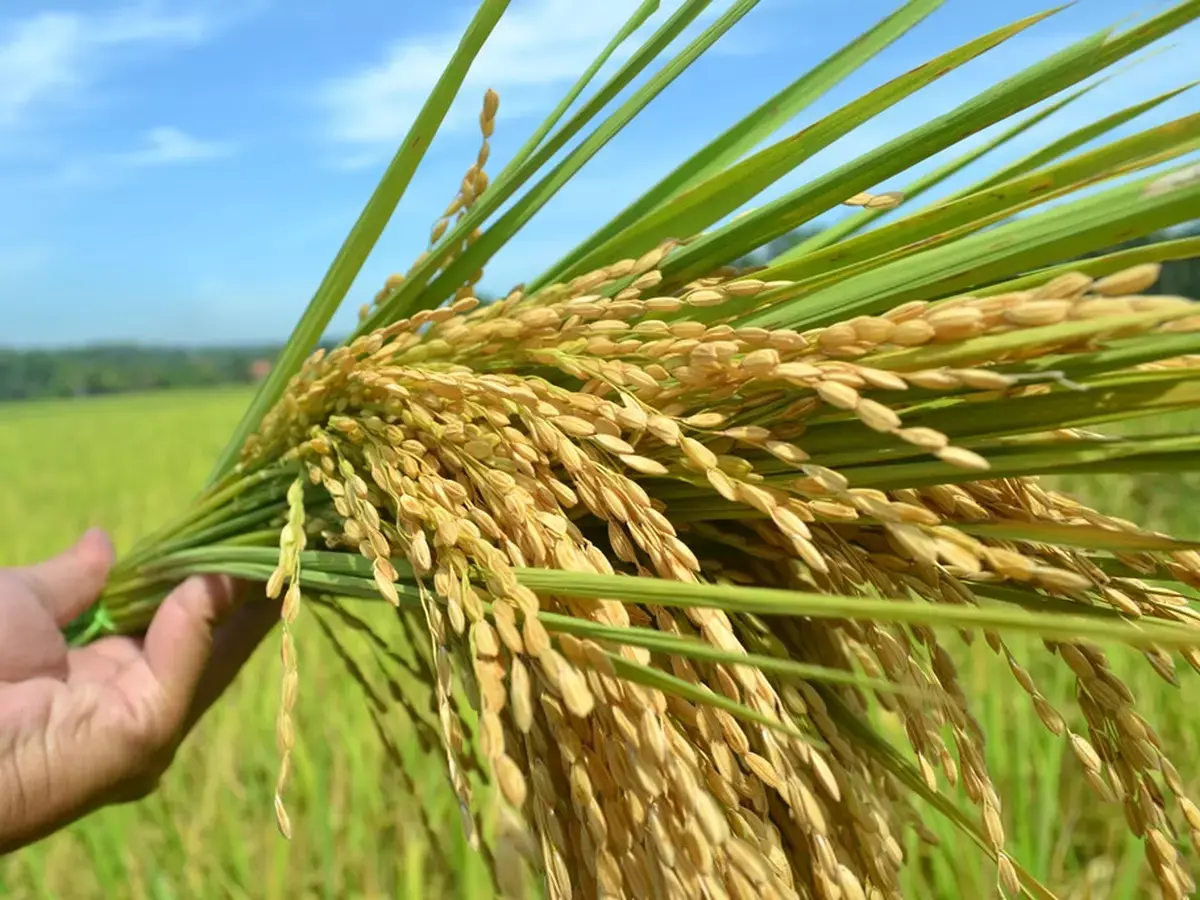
[504,0,660,165]
[877,375,1200,442]
[785,36,1188,259]
[838,433,1200,489]
[778,80,1102,259]
[743,112,1200,307]
[952,520,1200,552]
[546,9,1048,286]
[362,0,745,330]
[603,651,815,743]
[744,160,1200,329]
[944,80,1196,199]
[975,235,1200,297]
[531,0,950,289]
[969,583,1132,620]
[664,0,1200,289]
[728,362,1200,472]
[781,49,1189,262]
[865,304,1200,371]
[537,610,920,696]
[207,0,511,485]
[1011,332,1200,381]
[514,569,1200,648]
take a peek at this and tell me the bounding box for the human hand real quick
[0,529,280,853]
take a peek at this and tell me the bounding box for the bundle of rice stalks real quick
[63,1,1200,897]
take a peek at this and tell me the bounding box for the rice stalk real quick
[59,2,1200,898]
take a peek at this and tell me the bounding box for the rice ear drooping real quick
[67,2,1200,899]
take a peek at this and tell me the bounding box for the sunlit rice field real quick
[0,389,487,900]
[1,388,1198,899]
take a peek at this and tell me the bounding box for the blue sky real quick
[1,0,1197,348]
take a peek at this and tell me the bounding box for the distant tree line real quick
[0,345,284,402]
[1,221,1197,404]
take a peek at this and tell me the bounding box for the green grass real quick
[1,388,1197,898]
[0,389,488,900]
[901,409,1200,899]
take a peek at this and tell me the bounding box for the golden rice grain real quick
[1092,263,1162,295]
[1033,271,1093,299]
[889,319,937,345]
[226,229,1200,900]
[935,445,990,471]
[815,380,860,410]
[1005,299,1073,326]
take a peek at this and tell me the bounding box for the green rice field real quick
[1,388,1198,898]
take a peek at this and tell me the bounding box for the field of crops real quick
[1,388,1197,899]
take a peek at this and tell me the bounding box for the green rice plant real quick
[55,2,1200,898]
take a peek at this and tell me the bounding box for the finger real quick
[17,528,115,626]
[183,588,281,734]
[0,590,70,681]
[141,573,241,729]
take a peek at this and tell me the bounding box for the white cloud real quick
[0,4,214,134]
[49,126,234,187]
[114,126,235,166]
[317,0,726,153]
[92,4,212,44]
[0,14,85,129]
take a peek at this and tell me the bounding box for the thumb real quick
[18,528,115,626]
[141,574,243,731]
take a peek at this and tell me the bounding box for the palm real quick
[0,631,156,741]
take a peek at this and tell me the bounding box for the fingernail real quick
[78,528,115,566]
